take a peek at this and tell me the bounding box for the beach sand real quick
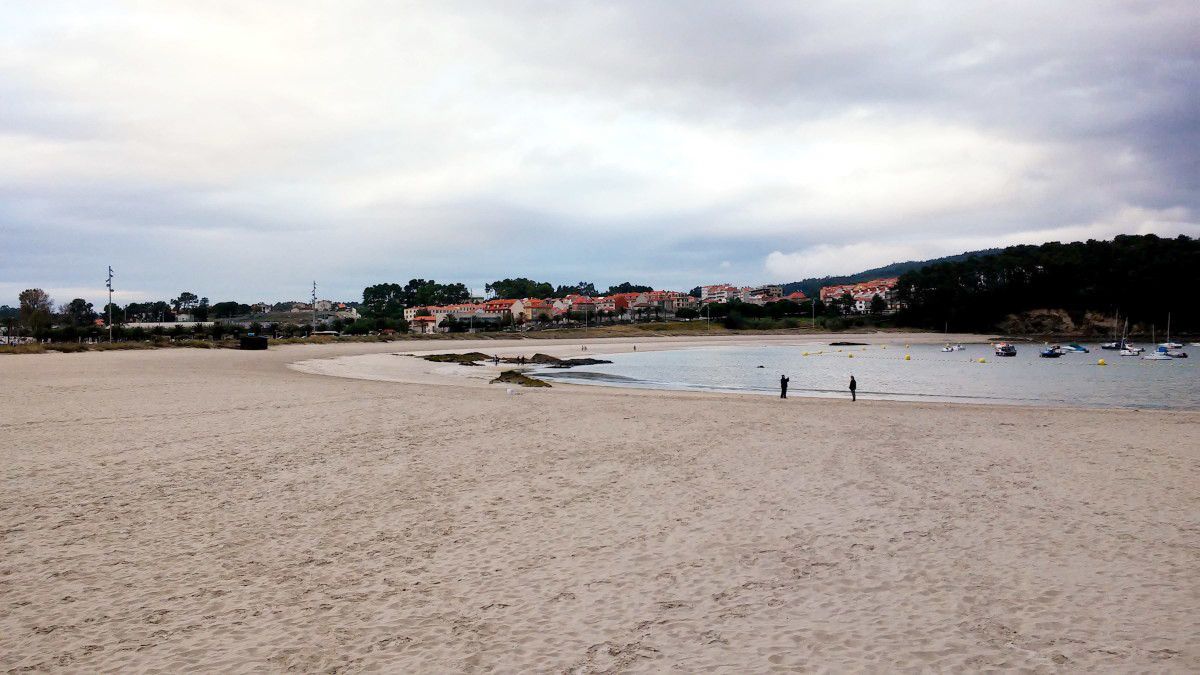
[2,335,1197,671]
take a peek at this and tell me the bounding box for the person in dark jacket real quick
[780,375,789,399]
[849,375,857,401]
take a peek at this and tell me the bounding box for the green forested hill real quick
[896,234,1199,333]
[781,249,1001,298]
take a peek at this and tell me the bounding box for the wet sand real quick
[2,334,1198,671]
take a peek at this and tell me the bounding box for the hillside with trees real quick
[896,234,1199,334]
[782,249,1001,298]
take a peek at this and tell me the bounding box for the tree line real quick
[895,234,1199,333]
[482,278,652,299]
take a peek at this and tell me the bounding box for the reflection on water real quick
[535,343,1199,409]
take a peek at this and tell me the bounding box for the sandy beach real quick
[2,334,1198,672]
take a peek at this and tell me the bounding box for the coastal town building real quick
[700,284,782,305]
[639,291,698,315]
[482,298,518,317]
[409,315,439,334]
[388,279,811,329]
[700,284,738,303]
[819,277,900,314]
[749,285,783,299]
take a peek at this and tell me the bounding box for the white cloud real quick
[764,205,1199,280]
[0,1,1195,303]
[765,243,930,280]
[0,284,154,306]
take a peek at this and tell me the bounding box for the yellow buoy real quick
[848,353,854,358]
[904,354,911,361]
[802,351,809,356]
[1098,358,1107,366]
[978,357,987,363]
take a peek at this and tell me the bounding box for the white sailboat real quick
[1118,319,1143,355]
[1159,312,1182,349]
[1143,325,1173,360]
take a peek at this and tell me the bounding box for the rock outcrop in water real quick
[547,358,613,368]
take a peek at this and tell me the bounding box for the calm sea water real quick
[534,343,1200,409]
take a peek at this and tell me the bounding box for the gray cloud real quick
[0,1,1197,305]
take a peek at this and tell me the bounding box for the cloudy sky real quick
[2,1,1198,305]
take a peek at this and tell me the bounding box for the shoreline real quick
[285,334,1197,414]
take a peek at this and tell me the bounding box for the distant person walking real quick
[780,375,789,399]
[849,375,857,402]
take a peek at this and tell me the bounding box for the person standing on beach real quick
[849,375,857,402]
[780,374,789,399]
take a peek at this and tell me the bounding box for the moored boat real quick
[1159,312,1181,350]
[994,343,1017,357]
[1039,346,1063,358]
[1062,343,1089,353]
[1153,346,1188,359]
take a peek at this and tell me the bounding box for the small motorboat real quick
[1142,351,1173,361]
[1100,342,1122,350]
[1039,347,1063,358]
[1159,342,1183,350]
[1153,346,1188,359]
[994,343,1017,357]
[941,344,964,352]
[1062,343,1089,353]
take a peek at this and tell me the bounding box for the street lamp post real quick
[105,265,114,342]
